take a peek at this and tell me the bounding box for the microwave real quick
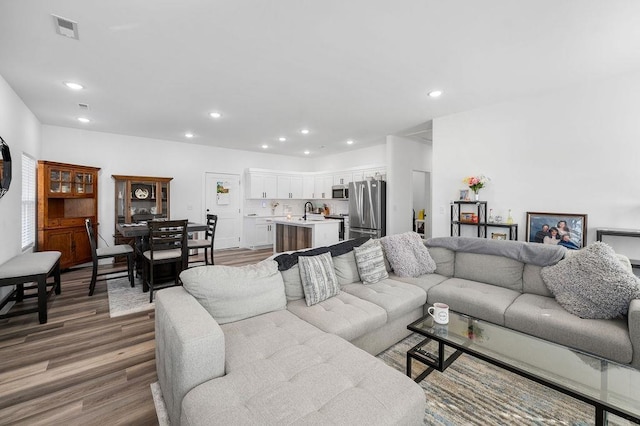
[332,185,349,199]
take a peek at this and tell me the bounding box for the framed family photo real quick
[459,189,469,201]
[526,212,588,249]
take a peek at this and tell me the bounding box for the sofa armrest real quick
[629,299,640,369]
[155,287,225,425]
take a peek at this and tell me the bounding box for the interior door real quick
[204,173,241,249]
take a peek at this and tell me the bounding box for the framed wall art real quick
[526,212,587,249]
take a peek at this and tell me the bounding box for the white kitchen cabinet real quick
[277,175,304,199]
[314,175,333,199]
[244,217,277,248]
[333,173,353,186]
[247,172,277,199]
[353,167,386,182]
[302,176,315,199]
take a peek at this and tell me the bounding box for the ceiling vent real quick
[52,15,79,40]
[78,103,90,110]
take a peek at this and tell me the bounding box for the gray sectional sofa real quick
[155,235,640,425]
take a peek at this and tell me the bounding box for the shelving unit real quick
[451,201,518,240]
[37,161,100,269]
[414,219,426,240]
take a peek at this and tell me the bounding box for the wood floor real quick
[0,248,273,425]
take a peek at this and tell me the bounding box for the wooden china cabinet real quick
[112,175,172,245]
[37,161,100,269]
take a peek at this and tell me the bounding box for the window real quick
[21,154,36,250]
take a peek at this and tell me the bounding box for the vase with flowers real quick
[462,175,490,200]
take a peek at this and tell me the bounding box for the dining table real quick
[116,222,208,290]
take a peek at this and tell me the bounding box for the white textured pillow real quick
[181,260,286,324]
[354,239,389,284]
[541,242,640,319]
[299,252,340,306]
[381,232,436,277]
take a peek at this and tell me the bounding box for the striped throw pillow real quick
[354,239,388,284]
[299,252,340,306]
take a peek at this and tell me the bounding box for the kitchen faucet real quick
[303,201,313,221]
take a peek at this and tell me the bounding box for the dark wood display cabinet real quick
[37,161,100,269]
[112,175,172,247]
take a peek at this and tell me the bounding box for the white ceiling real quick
[1,1,640,157]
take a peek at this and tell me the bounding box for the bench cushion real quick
[0,251,61,279]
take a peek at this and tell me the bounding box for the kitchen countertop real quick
[270,218,342,227]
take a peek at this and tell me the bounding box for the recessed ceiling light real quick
[185,132,194,138]
[209,112,222,119]
[278,137,287,142]
[77,117,90,123]
[428,90,443,98]
[346,139,354,145]
[262,144,269,149]
[300,129,310,135]
[304,150,310,155]
[64,81,84,90]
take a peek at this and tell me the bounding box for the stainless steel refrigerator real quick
[348,179,386,239]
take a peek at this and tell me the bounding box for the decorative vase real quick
[473,191,479,201]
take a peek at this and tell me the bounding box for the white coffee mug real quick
[427,303,449,324]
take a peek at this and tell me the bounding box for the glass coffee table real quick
[407,311,640,425]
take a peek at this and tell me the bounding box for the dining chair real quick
[188,214,218,266]
[143,219,188,302]
[85,218,134,296]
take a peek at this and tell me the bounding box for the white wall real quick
[432,70,640,258]
[41,126,314,246]
[312,143,386,171]
[0,75,42,300]
[386,135,432,235]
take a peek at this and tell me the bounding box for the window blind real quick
[21,154,36,249]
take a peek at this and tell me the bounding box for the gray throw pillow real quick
[541,242,640,319]
[299,252,340,306]
[353,239,389,284]
[381,232,436,277]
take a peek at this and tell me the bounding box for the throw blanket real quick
[426,237,566,267]
[274,237,370,271]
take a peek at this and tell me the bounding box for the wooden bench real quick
[0,251,62,324]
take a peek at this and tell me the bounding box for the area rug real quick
[106,274,154,317]
[150,333,632,425]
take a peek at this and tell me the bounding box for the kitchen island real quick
[271,218,341,253]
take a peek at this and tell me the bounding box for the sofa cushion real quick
[380,232,436,277]
[522,264,553,297]
[333,250,361,286]
[342,278,427,321]
[353,239,389,284]
[181,260,286,325]
[428,246,455,277]
[454,252,524,292]
[299,252,340,306]
[505,293,633,364]
[541,242,640,319]
[390,272,449,295]
[427,278,521,325]
[183,310,425,426]
[287,292,387,342]
[281,264,304,301]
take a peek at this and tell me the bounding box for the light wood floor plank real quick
[0,247,272,424]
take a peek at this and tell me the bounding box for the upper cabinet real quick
[37,161,100,268]
[277,175,304,199]
[245,166,385,200]
[248,172,277,199]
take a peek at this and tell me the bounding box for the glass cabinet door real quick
[49,168,72,194]
[75,172,94,195]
